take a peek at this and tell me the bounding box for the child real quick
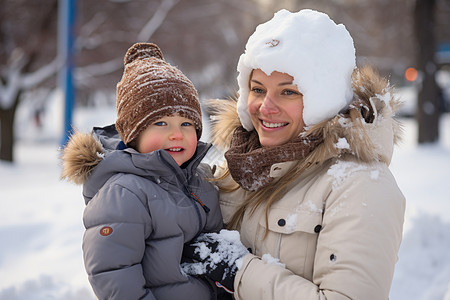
[61,43,225,300]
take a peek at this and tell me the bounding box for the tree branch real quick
[21,56,61,89]
[137,0,180,42]
[75,57,123,86]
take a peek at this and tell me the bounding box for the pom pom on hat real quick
[116,43,202,145]
[124,43,164,65]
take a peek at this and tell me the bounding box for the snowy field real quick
[1,97,450,299]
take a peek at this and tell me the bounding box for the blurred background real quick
[1,1,450,299]
[0,0,449,162]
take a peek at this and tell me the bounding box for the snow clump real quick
[181,230,249,278]
[236,9,356,130]
[262,253,286,268]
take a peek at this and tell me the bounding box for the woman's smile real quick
[260,120,289,129]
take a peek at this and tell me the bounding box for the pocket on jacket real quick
[258,208,323,279]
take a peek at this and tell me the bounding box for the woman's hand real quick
[182,230,249,293]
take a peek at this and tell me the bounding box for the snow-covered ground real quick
[1,95,450,299]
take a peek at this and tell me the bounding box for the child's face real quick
[137,115,198,166]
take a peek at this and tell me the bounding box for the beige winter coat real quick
[209,67,405,300]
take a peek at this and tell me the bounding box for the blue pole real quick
[60,0,76,146]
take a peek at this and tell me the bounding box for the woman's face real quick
[247,69,305,147]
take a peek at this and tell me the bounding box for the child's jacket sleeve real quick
[82,182,154,300]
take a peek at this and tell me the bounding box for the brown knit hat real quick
[116,42,202,144]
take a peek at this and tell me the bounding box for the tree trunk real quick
[414,0,440,144]
[0,98,19,162]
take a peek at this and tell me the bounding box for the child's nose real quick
[169,127,183,140]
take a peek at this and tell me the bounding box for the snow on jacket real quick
[61,124,223,300]
[208,66,406,300]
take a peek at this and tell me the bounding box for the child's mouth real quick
[166,147,184,152]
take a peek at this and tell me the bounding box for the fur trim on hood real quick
[60,125,212,188]
[61,130,105,185]
[208,66,403,166]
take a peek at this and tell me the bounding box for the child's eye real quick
[181,121,193,127]
[154,121,167,126]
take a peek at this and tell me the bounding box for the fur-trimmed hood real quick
[61,128,106,186]
[208,66,403,166]
[61,125,211,201]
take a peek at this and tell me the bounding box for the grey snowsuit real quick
[66,125,223,300]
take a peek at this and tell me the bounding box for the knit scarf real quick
[224,126,322,192]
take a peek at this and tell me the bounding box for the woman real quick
[205,9,405,300]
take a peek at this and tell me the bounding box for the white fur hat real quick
[236,9,356,131]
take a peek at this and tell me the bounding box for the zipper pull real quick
[191,192,210,213]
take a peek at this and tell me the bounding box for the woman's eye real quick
[283,89,299,96]
[251,87,265,94]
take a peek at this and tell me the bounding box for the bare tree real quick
[414,0,440,143]
[0,0,59,162]
[0,0,187,162]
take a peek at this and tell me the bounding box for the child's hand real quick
[182,230,249,293]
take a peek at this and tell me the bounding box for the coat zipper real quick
[157,151,210,237]
[190,191,210,213]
